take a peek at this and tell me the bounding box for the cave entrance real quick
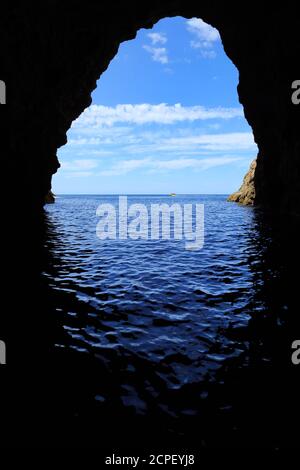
[41,17,266,447]
[52,16,257,196]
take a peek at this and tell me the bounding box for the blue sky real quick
[53,16,257,194]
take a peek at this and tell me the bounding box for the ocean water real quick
[45,195,255,378]
[5,194,297,448]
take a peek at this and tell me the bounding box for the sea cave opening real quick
[3,6,300,449]
[52,16,257,198]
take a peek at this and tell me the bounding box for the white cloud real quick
[154,156,243,170]
[60,159,98,171]
[143,31,169,64]
[187,18,220,42]
[59,106,256,180]
[187,18,220,59]
[100,158,152,176]
[122,131,256,157]
[190,44,216,59]
[161,132,255,151]
[209,123,221,130]
[72,103,244,128]
[77,149,114,157]
[143,45,169,64]
[99,156,244,176]
[65,171,94,178]
[68,137,100,146]
[147,32,167,45]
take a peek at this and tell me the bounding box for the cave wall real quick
[2,0,300,215]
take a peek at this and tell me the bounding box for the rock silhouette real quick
[1,1,299,215]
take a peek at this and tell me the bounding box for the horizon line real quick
[53,193,231,196]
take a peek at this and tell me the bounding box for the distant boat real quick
[169,193,176,197]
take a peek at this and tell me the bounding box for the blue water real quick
[40,195,298,447]
[45,196,255,387]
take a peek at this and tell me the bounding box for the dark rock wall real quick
[2,1,300,215]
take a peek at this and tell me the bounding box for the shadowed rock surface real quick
[45,190,55,204]
[228,159,256,205]
[1,1,300,215]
